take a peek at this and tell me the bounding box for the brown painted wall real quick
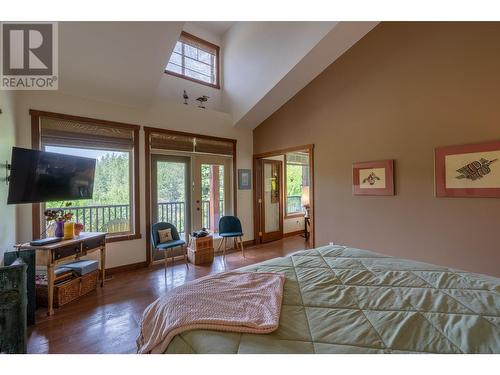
[253,22,500,277]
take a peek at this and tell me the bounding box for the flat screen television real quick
[7,147,96,205]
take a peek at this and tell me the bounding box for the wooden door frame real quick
[258,159,284,243]
[253,144,315,247]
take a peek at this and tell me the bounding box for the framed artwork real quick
[238,169,252,190]
[352,160,394,196]
[435,140,500,198]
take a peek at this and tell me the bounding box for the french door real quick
[255,159,283,243]
[192,155,232,233]
[150,153,233,260]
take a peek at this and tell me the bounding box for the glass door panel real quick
[201,163,225,231]
[264,162,280,232]
[257,159,283,243]
[151,154,190,262]
[192,155,232,233]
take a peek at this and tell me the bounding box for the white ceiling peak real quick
[222,21,379,129]
[187,21,234,38]
[54,21,378,128]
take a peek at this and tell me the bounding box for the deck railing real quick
[157,201,185,233]
[201,199,224,230]
[62,204,130,233]
[50,200,225,235]
[157,200,224,232]
[286,195,303,214]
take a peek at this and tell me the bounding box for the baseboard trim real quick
[106,261,147,275]
[107,240,257,273]
[284,230,305,238]
[243,239,255,247]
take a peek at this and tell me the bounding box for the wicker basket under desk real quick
[187,235,214,265]
[36,270,99,308]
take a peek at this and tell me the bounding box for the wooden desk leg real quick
[100,246,106,287]
[47,263,55,316]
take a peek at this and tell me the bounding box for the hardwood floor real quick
[28,235,310,354]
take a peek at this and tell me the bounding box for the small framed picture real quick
[435,140,500,198]
[352,160,394,196]
[238,169,252,190]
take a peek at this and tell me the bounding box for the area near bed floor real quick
[160,245,500,354]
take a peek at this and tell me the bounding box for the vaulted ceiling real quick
[57,21,379,128]
[59,22,183,107]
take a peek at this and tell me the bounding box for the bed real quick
[163,245,500,354]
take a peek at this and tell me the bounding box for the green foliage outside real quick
[286,164,304,196]
[46,155,226,209]
[46,152,130,208]
[201,164,224,201]
[157,161,185,203]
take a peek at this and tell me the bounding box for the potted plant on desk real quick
[44,202,75,239]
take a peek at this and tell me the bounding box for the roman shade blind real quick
[40,117,135,150]
[150,132,194,152]
[149,130,234,156]
[179,32,218,56]
[194,137,233,156]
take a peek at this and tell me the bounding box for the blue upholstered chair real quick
[217,216,244,257]
[151,222,188,277]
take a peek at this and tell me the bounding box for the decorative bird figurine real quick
[183,90,189,105]
[196,95,209,109]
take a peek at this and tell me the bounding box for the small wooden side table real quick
[16,232,106,316]
[187,235,214,265]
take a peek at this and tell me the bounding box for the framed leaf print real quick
[435,140,500,198]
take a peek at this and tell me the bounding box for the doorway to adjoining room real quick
[253,145,314,248]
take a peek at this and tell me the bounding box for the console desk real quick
[17,232,106,316]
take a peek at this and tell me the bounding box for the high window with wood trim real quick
[30,110,141,243]
[165,31,220,89]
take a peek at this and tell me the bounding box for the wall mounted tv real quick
[7,147,96,205]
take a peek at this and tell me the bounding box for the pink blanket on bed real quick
[137,271,285,354]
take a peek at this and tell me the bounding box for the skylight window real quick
[165,32,220,89]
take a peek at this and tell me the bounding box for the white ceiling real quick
[55,21,378,128]
[232,22,379,129]
[188,21,235,37]
[58,22,183,107]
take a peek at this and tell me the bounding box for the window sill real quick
[164,70,220,90]
[106,233,142,243]
[285,213,305,219]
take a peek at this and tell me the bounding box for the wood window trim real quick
[253,144,315,247]
[285,212,305,219]
[164,31,221,90]
[144,126,237,265]
[30,109,142,243]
